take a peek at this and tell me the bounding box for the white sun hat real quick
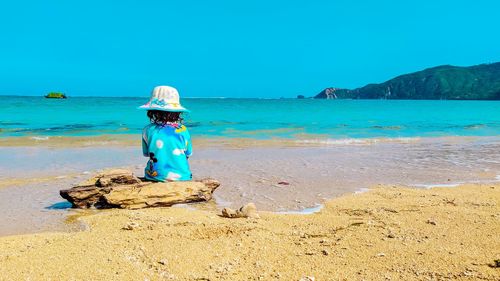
[138,85,189,112]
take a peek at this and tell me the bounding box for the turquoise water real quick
[0,96,499,139]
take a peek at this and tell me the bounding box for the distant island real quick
[312,62,500,100]
[45,92,67,99]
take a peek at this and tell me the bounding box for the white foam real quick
[413,183,461,189]
[414,175,500,189]
[31,136,49,141]
[277,204,323,215]
[184,96,227,99]
[354,187,370,194]
[295,137,420,146]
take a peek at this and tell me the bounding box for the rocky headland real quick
[313,62,500,100]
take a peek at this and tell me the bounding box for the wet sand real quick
[0,136,499,236]
[0,183,499,280]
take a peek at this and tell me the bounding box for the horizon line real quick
[0,94,302,99]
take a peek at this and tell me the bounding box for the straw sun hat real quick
[138,86,189,112]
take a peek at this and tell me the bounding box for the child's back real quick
[142,123,192,181]
[139,86,192,182]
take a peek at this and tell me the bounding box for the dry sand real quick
[0,183,499,280]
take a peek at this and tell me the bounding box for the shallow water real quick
[1,96,499,139]
[0,178,88,236]
[0,136,499,236]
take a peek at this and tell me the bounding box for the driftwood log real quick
[60,169,220,209]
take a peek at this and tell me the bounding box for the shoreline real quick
[0,183,498,280]
[1,176,499,238]
[1,136,499,237]
[0,134,497,148]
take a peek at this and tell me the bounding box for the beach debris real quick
[426,218,437,225]
[122,222,140,230]
[60,169,220,209]
[221,203,260,219]
[387,229,396,238]
[376,252,386,257]
[489,259,500,268]
[277,181,290,185]
[299,276,315,281]
[321,249,329,256]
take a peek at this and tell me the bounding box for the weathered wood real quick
[60,169,220,209]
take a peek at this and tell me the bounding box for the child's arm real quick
[184,128,193,158]
[142,127,149,157]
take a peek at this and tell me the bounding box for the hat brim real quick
[138,104,190,112]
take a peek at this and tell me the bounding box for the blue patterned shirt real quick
[142,123,193,181]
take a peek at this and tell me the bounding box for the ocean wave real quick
[31,136,50,141]
[412,183,461,189]
[413,176,500,189]
[0,123,135,136]
[295,137,420,146]
[3,124,96,134]
[354,187,370,194]
[277,204,323,215]
[0,121,27,126]
[464,123,486,130]
[371,125,404,130]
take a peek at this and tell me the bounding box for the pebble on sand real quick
[122,222,140,230]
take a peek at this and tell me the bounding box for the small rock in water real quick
[221,203,259,219]
[122,222,140,230]
[221,207,237,218]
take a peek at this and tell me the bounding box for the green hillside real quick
[314,62,500,100]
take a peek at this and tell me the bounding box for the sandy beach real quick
[0,183,498,280]
[1,118,499,280]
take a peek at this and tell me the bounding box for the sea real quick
[1,96,499,140]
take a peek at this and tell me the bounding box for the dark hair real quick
[147,110,183,125]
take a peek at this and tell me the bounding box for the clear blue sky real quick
[0,0,499,97]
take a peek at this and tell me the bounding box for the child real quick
[138,86,192,181]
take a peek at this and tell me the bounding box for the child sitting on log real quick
[138,86,192,181]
